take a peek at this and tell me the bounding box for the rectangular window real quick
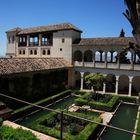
[62,38,65,43]
[12,36,15,43]
[8,36,11,44]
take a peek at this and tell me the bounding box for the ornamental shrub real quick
[0,126,38,140]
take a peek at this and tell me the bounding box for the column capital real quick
[129,76,133,82]
[116,76,119,81]
[80,72,84,77]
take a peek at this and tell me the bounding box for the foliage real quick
[0,117,3,126]
[75,92,119,112]
[119,95,137,103]
[84,73,105,92]
[0,126,38,140]
[29,111,101,140]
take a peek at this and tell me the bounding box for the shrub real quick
[0,117,3,126]
[75,92,119,112]
[75,98,88,106]
[0,126,38,140]
[119,96,137,103]
[29,111,102,140]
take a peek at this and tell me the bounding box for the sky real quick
[0,0,133,56]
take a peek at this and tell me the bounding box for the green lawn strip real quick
[0,125,38,140]
[13,89,72,115]
[29,110,101,140]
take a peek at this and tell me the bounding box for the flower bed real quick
[75,92,119,112]
[29,111,101,140]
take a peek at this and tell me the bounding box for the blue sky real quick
[0,0,132,56]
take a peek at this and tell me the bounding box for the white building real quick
[6,22,140,96]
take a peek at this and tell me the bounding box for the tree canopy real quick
[84,73,105,92]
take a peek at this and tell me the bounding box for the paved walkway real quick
[68,104,113,125]
[3,120,57,140]
[100,112,113,125]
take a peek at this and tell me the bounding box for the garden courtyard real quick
[1,89,140,140]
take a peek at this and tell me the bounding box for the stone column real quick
[111,51,113,62]
[128,77,133,96]
[117,53,120,69]
[27,35,30,46]
[93,52,95,67]
[115,76,119,94]
[134,53,136,64]
[39,34,42,46]
[82,52,84,66]
[105,52,107,68]
[130,53,134,70]
[100,51,103,62]
[103,83,106,94]
[80,72,84,90]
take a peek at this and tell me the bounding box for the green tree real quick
[84,73,105,94]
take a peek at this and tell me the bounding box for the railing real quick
[73,61,140,70]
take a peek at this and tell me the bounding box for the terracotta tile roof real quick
[6,27,22,33]
[73,37,135,46]
[0,58,71,75]
[13,23,82,35]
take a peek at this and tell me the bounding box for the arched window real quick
[19,50,22,55]
[47,50,50,55]
[23,50,25,55]
[73,50,82,61]
[34,50,37,55]
[30,50,33,55]
[42,50,46,55]
[84,50,93,62]
[95,51,100,61]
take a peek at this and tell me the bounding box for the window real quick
[60,48,62,51]
[42,50,46,55]
[62,38,65,43]
[23,50,25,54]
[8,36,11,44]
[19,50,22,54]
[47,50,50,55]
[30,50,33,55]
[34,50,37,55]
[19,50,25,55]
[12,36,15,43]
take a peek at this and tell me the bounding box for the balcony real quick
[73,61,140,71]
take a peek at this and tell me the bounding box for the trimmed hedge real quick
[29,111,102,140]
[11,90,72,120]
[75,93,119,112]
[118,96,137,103]
[0,125,38,140]
[89,96,119,112]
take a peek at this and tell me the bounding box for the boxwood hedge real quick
[29,111,102,140]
